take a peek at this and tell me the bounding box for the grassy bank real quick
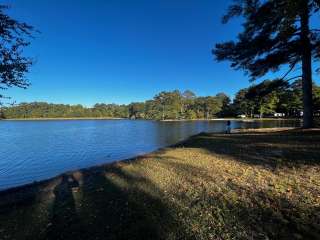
[0,128,319,239]
[1,117,303,121]
[160,118,301,122]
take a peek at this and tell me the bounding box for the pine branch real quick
[283,75,302,82]
[279,61,299,81]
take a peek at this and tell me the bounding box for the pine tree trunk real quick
[300,3,313,128]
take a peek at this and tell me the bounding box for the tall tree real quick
[245,80,288,117]
[0,5,35,102]
[213,0,320,128]
[233,88,255,117]
[313,84,320,113]
[128,102,145,119]
[215,92,232,117]
[153,91,182,120]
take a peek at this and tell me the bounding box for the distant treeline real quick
[1,79,320,120]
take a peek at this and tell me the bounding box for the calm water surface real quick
[0,119,300,190]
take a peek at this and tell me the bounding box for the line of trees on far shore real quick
[1,79,320,120]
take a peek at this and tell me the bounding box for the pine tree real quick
[213,0,320,128]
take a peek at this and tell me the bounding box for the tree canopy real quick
[1,82,320,120]
[0,5,35,101]
[0,90,232,120]
[232,79,320,118]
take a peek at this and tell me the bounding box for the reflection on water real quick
[0,119,300,190]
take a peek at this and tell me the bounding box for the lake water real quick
[0,119,300,190]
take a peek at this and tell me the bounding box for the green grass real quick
[0,128,319,239]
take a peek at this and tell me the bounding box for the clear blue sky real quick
[4,0,319,106]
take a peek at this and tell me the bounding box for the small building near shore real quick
[274,113,285,117]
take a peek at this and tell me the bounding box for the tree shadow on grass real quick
[177,129,320,169]
[0,178,61,240]
[0,156,319,239]
[145,154,320,239]
[156,165,320,240]
[0,164,192,240]
[214,183,320,239]
[0,184,42,240]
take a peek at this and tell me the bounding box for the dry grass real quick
[0,128,319,239]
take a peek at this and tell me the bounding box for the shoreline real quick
[0,127,296,194]
[0,130,203,194]
[1,127,319,239]
[0,117,126,121]
[0,117,302,121]
[160,118,301,122]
